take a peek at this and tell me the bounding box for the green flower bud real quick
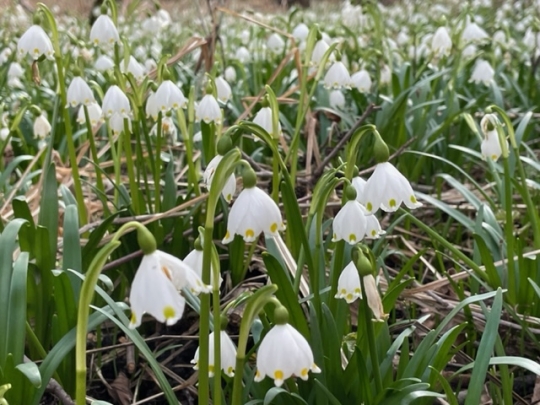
[217,135,233,156]
[354,248,374,277]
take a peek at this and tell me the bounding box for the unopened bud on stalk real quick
[217,135,233,156]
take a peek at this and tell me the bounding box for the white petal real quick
[332,200,367,244]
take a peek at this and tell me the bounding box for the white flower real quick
[94,55,114,72]
[67,76,95,107]
[380,64,392,85]
[235,46,250,63]
[311,39,332,67]
[120,56,145,81]
[102,85,131,118]
[33,113,51,139]
[462,44,477,59]
[156,250,210,295]
[90,14,120,48]
[329,89,345,109]
[324,61,352,89]
[462,21,488,43]
[77,102,103,127]
[470,59,494,85]
[352,176,367,199]
[203,154,236,203]
[364,274,386,320]
[351,69,372,93]
[7,62,23,79]
[108,112,131,134]
[252,106,281,138]
[267,33,285,54]
[365,215,385,239]
[0,128,9,141]
[332,200,367,244]
[224,66,237,83]
[184,247,223,287]
[192,331,237,377]
[144,58,157,73]
[145,92,159,120]
[431,27,452,57]
[480,114,507,161]
[154,80,187,112]
[222,186,285,243]
[362,162,422,214]
[128,250,186,328]
[150,116,177,141]
[0,48,12,65]
[215,76,232,103]
[240,29,250,45]
[17,25,54,60]
[335,261,361,303]
[292,23,309,41]
[196,94,222,124]
[255,323,321,387]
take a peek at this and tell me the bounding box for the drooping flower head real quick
[255,306,321,387]
[204,136,237,203]
[222,166,285,243]
[332,185,368,245]
[431,26,452,57]
[67,76,95,108]
[192,330,237,377]
[90,14,120,48]
[102,85,131,118]
[480,113,507,162]
[17,24,54,60]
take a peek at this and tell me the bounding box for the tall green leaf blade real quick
[62,205,82,296]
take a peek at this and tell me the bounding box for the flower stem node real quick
[373,133,390,163]
[255,323,321,387]
[136,225,157,255]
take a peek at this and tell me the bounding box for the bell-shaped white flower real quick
[192,331,237,377]
[255,322,321,387]
[0,48,12,65]
[365,215,385,239]
[128,250,186,328]
[77,102,103,127]
[431,27,452,57]
[462,44,477,59]
[204,154,237,203]
[154,80,187,112]
[462,21,488,43]
[90,14,120,48]
[223,179,285,244]
[184,247,223,288]
[108,112,132,134]
[362,162,422,214]
[150,116,177,141]
[311,39,332,67]
[480,114,507,162]
[332,199,368,244]
[470,59,494,85]
[240,29,250,45]
[351,69,372,93]
[8,62,24,79]
[252,106,282,138]
[224,66,237,83]
[292,22,309,42]
[94,55,114,72]
[380,64,392,85]
[323,61,352,89]
[102,85,131,118]
[120,56,145,81]
[0,127,9,141]
[196,94,222,124]
[329,89,345,109]
[235,46,250,63]
[33,113,51,139]
[156,250,210,295]
[144,58,157,73]
[267,33,285,54]
[352,176,367,199]
[17,25,54,60]
[145,92,159,120]
[335,261,361,303]
[67,76,95,107]
[215,76,232,103]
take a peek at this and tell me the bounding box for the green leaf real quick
[15,362,41,388]
[465,288,503,405]
[63,205,82,296]
[38,164,58,260]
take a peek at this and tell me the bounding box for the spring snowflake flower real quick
[329,89,345,109]
[267,33,285,54]
[332,199,368,244]
[196,94,222,124]
[129,250,187,328]
[77,102,103,127]
[33,113,51,139]
[17,25,54,60]
[184,246,223,287]
[431,27,452,57]
[192,331,237,377]
[150,116,177,141]
[470,59,494,85]
[90,14,120,48]
[215,76,232,103]
[108,112,132,134]
[235,46,250,63]
[154,80,187,112]
[222,177,285,244]
[380,64,392,85]
[324,61,352,89]
[362,162,422,214]
[94,55,114,72]
[164,251,211,295]
[351,69,372,93]
[252,106,282,138]
[67,77,95,107]
[311,39,333,67]
[292,23,309,41]
[120,56,145,81]
[480,114,507,162]
[203,154,236,203]
[224,66,237,83]
[102,85,131,118]
[335,261,361,303]
[462,21,488,43]
[255,322,321,387]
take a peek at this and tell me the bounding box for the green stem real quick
[358,275,383,401]
[123,118,140,214]
[176,108,200,195]
[154,113,162,212]
[211,243,221,405]
[106,126,120,207]
[138,109,155,213]
[502,156,516,304]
